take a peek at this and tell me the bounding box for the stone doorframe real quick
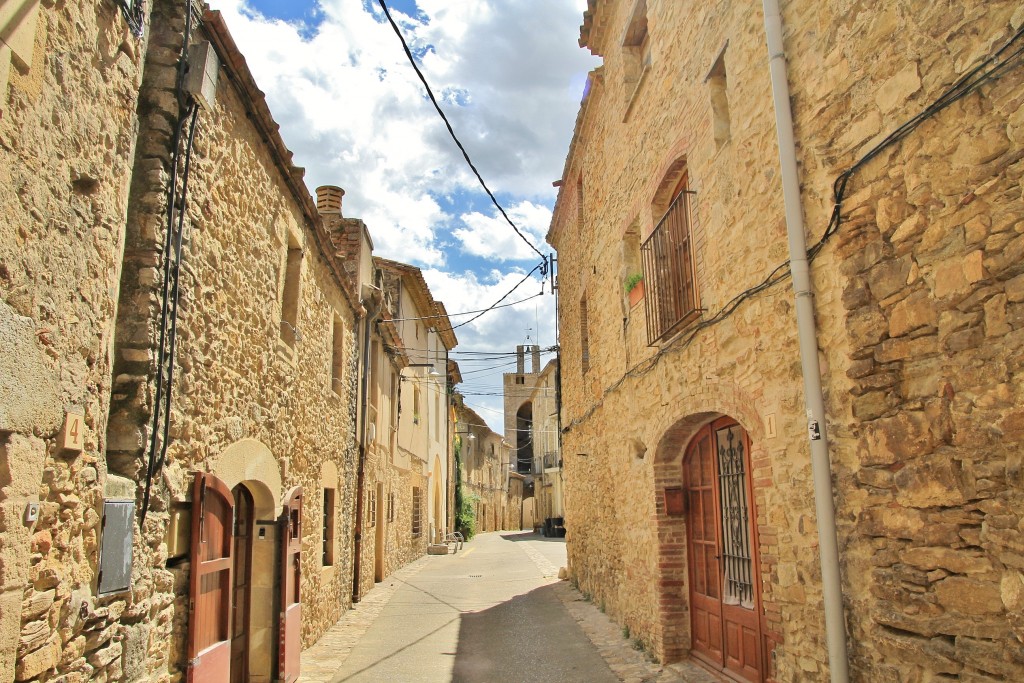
[648,384,774,665]
[210,439,282,683]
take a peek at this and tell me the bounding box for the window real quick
[707,47,731,148]
[621,223,643,307]
[280,234,303,346]
[576,175,584,232]
[331,316,345,395]
[621,0,650,104]
[413,387,421,425]
[642,168,699,343]
[366,488,376,528]
[322,489,335,566]
[411,487,422,536]
[580,295,591,374]
[388,491,395,523]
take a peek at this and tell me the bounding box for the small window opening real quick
[322,488,335,566]
[331,316,345,395]
[580,295,591,375]
[281,234,303,346]
[708,48,731,147]
[412,487,422,536]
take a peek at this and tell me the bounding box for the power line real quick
[377,0,546,261]
[387,293,544,323]
[448,264,544,331]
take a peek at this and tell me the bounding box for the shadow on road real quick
[497,531,566,544]
[451,582,617,683]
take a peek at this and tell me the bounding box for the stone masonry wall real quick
[0,0,149,680]
[2,0,363,680]
[551,0,810,675]
[552,0,1024,680]
[783,1,1024,679]
[116,2,361,675]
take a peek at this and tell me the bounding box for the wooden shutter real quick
[187,472,234,682]
[278,486,303,683]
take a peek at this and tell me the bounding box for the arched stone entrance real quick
[211,440,281,683]
[650,396,773,679]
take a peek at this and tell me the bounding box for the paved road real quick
[326,531,618,683]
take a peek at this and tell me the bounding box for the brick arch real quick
[646,382,769,664]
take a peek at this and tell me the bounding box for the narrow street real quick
[299,531,715,683]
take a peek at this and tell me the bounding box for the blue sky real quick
[208,0,598,430]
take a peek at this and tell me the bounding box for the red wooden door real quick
[279,486,302,683]
[230,485,254,683]
[187,472,234,682]
[685,419,764,682]
[685,425,724,665]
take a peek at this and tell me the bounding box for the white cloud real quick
[453,200,551,262]
[207,0,597,265]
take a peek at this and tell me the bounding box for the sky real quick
[205,0,598,432]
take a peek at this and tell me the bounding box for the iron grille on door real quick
[641,190,698,343]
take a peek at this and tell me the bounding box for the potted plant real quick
[625,272,645,307]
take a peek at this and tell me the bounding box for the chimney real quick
[316,185,345,215]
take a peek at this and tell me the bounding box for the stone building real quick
[529,360,564,537]
[455,401,521,533]
[549,0,1024,681]
[0,1,456,681]
[503,344,544,476]
[347,255,456,596]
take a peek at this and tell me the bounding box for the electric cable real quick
[141,2,198,524]
[387,292,544,323]
[452,262,546,330]
[377,0,546,261]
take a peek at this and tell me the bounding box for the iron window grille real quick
[641,189,699,343]
[411,487,422,537]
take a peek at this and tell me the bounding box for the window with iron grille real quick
[411,487,422,536]
[322,488,335,566]
[366,489,376,528]
[641,174,698,343]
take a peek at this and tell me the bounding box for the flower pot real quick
[628,279,645,307]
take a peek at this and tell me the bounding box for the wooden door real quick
[278,486,302,683]
[685,418,764,682]
[187,472,234,682]
[230,485,254,683]
[685,426,724,666]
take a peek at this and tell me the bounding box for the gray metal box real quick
[185,41,219,111]
[98,500,135,595]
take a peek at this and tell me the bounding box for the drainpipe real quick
[761,1,850,680]
[352,284,382,604]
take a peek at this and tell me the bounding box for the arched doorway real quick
[684,417,764,682]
